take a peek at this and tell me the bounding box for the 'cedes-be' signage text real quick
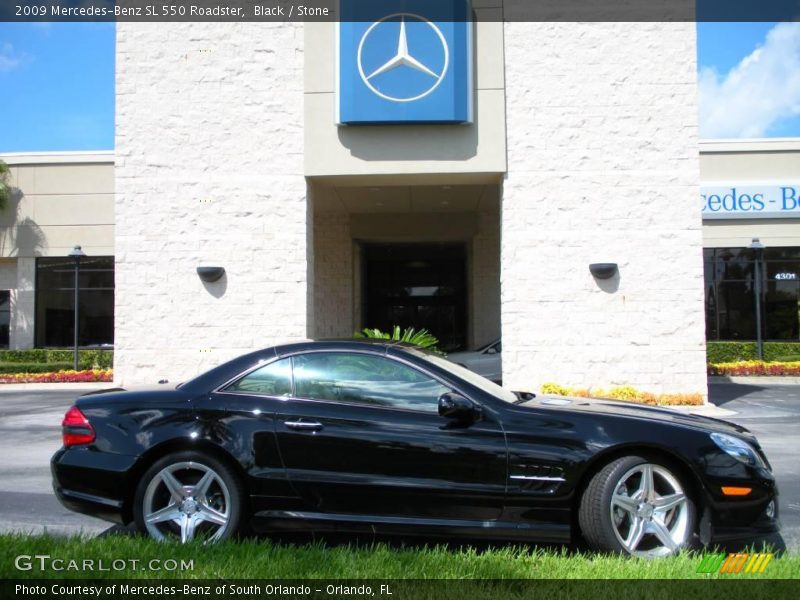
[701,185,800,219]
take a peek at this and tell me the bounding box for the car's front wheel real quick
[133,451,244,543]
[579,455,695,557]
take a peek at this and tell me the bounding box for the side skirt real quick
[252,510,570,543]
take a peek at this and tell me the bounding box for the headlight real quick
[710,432,768,469]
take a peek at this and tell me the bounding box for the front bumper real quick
[51,446,139,525]
[703,469,780,544]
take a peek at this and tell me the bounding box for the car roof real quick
[273,339,423,357]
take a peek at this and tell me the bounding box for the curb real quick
[708,376,800,385]
[0,382,114,391]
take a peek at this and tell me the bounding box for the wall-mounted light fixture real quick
[589,263,618,280]
[196,266,225,283]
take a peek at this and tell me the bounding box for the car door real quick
[203,356,296,502]
[273,350,508,521]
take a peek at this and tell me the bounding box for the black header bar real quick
[2,0,800,23]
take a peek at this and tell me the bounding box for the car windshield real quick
[413,350,518,404]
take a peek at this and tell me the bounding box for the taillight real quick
[62,406,95,447]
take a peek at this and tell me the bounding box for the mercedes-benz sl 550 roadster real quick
[52,341,779,556]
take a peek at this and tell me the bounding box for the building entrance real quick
[362,243,467,352]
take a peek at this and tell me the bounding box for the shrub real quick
[539,382,572,396]
[0,349,113,369]
[706,341,800,363]
[540,382,704,406]
[0,362,73,374]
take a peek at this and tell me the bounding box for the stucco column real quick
[11,257,35,349]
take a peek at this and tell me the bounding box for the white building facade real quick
[2,13,798,398]
[112,17,708,394]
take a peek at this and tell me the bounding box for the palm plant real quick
[355,325,440,352]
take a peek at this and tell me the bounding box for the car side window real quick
[225,358,292,397]
[292,352,449,413]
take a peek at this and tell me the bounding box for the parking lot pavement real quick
[0,389,109,536]
[709,382,800,553]
[0,384,798,551]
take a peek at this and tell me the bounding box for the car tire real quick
[579,455,695,557]
[133,450,245,543]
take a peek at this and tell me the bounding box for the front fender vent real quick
[509,464,566,493]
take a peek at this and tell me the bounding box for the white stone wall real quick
[502,23,707,396]
[115,23,307,384]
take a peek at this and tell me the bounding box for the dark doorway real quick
[362,243,467,352]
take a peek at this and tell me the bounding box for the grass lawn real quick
[0,534,798,580]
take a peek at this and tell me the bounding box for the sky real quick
[697,21,800,138]
[0,21,799,152]
[0,23,114,152]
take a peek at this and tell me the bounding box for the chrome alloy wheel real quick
[142,461,231,543]
[609,463,690,557]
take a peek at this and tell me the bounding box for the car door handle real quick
[284,420,323,432]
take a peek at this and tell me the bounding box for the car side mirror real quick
[438,392,480,422]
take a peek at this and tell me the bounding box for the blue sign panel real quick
[337,0,472,125]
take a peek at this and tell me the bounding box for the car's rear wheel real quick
[133,451,244,543]
[579,455,695,557]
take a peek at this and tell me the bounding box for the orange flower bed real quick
[0,369,113,384]
[708,361,800,377]
[540,383,704,406]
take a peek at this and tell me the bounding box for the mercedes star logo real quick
[357,13,450,103]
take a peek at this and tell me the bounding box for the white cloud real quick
[0,43,25,73]
[698,22,800,138]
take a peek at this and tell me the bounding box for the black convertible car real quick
[53,341,779,556]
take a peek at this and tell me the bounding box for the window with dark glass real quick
[35,256,114,348]
[292,352,449,412]
[226,359,292,396]
[0,291,10,348]
[363,243,467,352]
[704,247,800,342]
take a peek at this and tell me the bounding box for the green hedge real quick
[0,349,113,369]
[707,341,800,363]
[0,361,75,374]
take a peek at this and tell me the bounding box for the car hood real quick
[520,394,753,439]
